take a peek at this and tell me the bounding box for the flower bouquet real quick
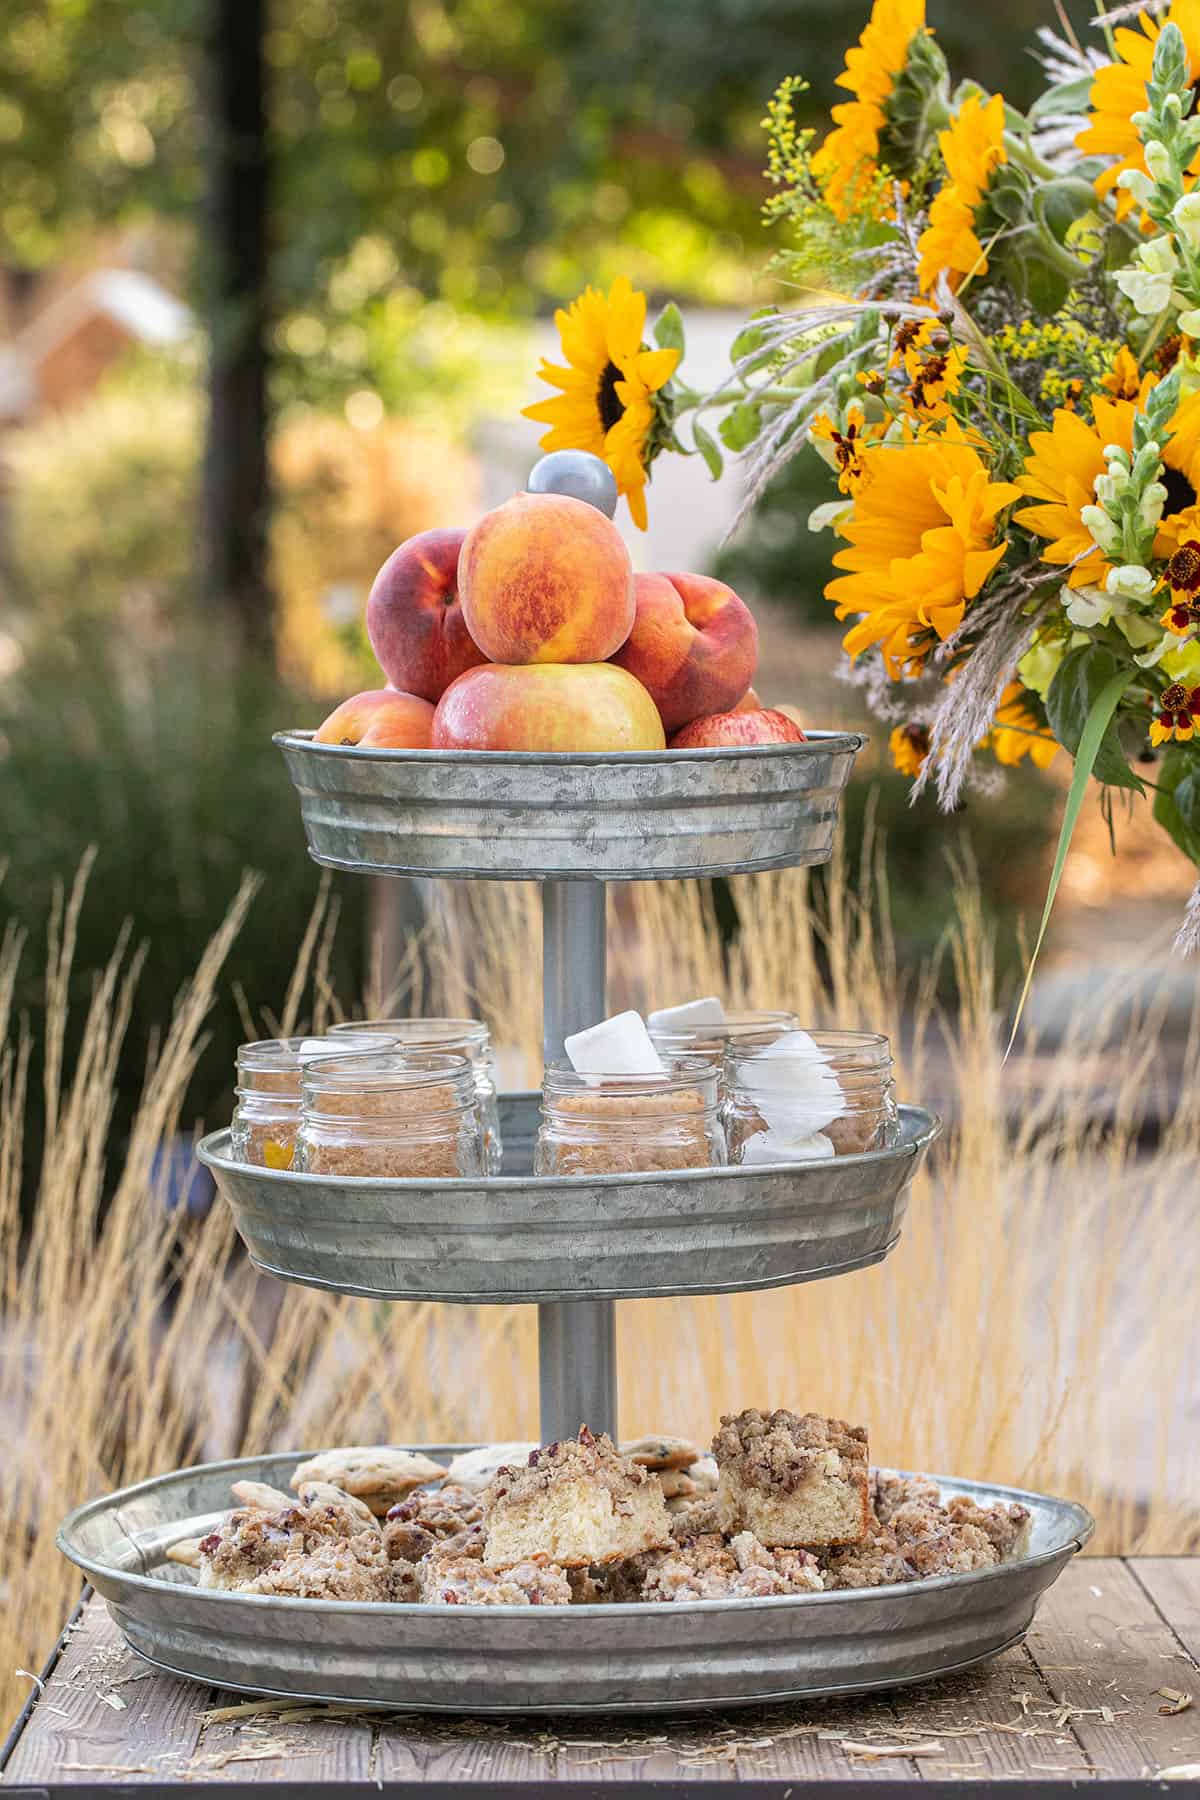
[525,0,1200,962]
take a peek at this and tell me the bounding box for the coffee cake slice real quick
[482,1425,670,1569]
[712,1408,869,1547]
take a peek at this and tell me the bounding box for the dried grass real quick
[1,836,1197,1730]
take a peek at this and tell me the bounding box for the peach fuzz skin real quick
[366,527,488,704]
[432,663,666,753]
[668,707,805,749]
[458,491,635,666]
[314,688,435,749]
[611,572,759,734]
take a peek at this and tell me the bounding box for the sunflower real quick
[916,93,1007,294]
[986,683,1059,769]
[1015,378,1200,585]
[1076,0,1200,220]
[827,430,1019,675]
[811,0,927,221]
[522,278,680,530]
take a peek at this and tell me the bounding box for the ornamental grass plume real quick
[2,843,1198,1729]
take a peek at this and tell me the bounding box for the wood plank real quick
[1130,1557,1200,1670]
[2,1594,209,1784]
[183,1691,374,1784]
[1024,1555,1200,1779]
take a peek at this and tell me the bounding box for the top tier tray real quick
[274,731,865,881]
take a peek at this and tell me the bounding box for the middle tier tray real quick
[198,1098,939,1304]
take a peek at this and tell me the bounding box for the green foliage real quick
[1046,645,1145,792]
[1154,744,1200,866]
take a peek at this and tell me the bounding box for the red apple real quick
[668,708,806,749]
[432,663,665,752]
[367,527,488,703]
[610,572,758,733]
[314,688,435,749]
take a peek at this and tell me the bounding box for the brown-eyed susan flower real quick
[1077,0,1200,221]
[827,428,1019,675]
[1161,540,1200,632]
[1014,380,1200,587]
[986,683,1059,769]
[889,722,931,776]
[916,93,1007,294]
[811,405,875,495]
[523,277,680,530]
[811,0,928,220]
[1150,681,1200,745]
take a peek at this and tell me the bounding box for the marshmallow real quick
[740,1129,836,1165]
[739,1031,845,1137]
[298,1031,393,1061]
[564,1010,665,1076]
[647,996,726,1031]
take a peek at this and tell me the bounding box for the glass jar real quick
[724,1030,898,1162]
[534,1055,726,1177]
[332,1018,502,1174]
[231,1033,393,1168]
[293,1051,485,1179]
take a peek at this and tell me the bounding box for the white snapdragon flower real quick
[1173,191,1200,248]
[1145,139,1174,183]
[1079,504,1123,557]
[1115,264,1176,314]
[808,499,853,533]
[1117,168,1157,207]
[1065,586,1116,628]
[1180,307,1200,337]
[1105,562,1157,601]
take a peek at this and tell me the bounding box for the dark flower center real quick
[597,361,625,433]
[1162,464,1197,517]
[1161,683,1189,711]
[1168,540,1200,592]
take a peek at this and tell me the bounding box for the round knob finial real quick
[527,450,619,518]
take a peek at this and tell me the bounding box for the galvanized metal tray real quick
[197,1099,938,1304]
[273,730,865,881]
[58,1449,1094,1714]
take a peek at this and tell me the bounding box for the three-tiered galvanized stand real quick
[58,731,1093,1713]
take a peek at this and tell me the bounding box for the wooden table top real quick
[3,1559,1198,1793]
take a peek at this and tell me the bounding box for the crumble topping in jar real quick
[331,1017,503,1173]
[230,1031,393,1168]
[292,1050,485,1179]
[534,1056,725,1176]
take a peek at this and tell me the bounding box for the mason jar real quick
[534,1055,726,1177]
[332,1017,502,1173]
[724,1030,897,1161]
[648,1009,801,1064]
[293,1050,485,1179]
[231,1032,393,1169]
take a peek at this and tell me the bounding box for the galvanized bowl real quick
[58,1449,1094,1714]
[197,1099,938,1304]
[273,730,866,881]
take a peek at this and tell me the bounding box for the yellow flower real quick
[1015,379,1200,585]
[1102,346,1142,400]
[522,277,679,530]
[889,723,931,776]
[812,0,926,220]
[986,683,1059,769]
[1077,0,1200,220]
[811,405,875,495]
[826,429,1019,675]
[916,93,1007,293]
[1150,681,1200,745]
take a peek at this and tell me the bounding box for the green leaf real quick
[718,401,763,452]
[691,420,724,479]
[652,302,685,355]
[1153,744,1200,865]
[1046,645,1145,791]
[1029,75,1096,121]
[1035,178,1101,246]
[1007,666,1133,1056]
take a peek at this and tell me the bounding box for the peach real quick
[366,527,488,703]
[733,686,762,713]
[432,663,665,753]
[314,688,435,749]
[668,708,806,749]
[458,492,635,665]
[612,572,759,733]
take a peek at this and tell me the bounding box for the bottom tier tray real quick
[58,1448,1094,1715]
[197,1100,939,1303]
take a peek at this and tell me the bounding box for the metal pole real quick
[538,878,617,1442]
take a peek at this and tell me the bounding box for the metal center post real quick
[537,878,617,1443]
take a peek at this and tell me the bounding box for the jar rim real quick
[648,1008,800,1043]
[330,1017,490,1047]
[238,1032,395,1071]
[301,1049,474,1094]
[543,1053,719,1098]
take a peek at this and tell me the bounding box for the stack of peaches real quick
[315,491,805,754]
